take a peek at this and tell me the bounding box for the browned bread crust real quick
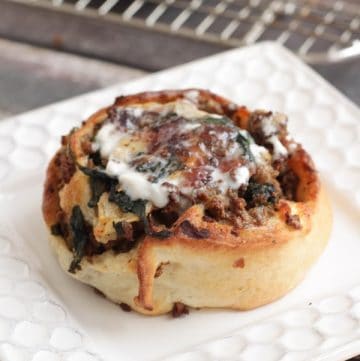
[43,89,332,315]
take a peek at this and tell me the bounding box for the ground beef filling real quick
[51,104,302,271]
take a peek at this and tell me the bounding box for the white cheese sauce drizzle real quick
[261,112,288,159]
[211,166,250,193]
[93,100,271,208]
[185,90,200,103]
[94,123,123,158]
[106,158,170,208]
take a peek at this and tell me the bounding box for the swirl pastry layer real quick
[43,89,332,315]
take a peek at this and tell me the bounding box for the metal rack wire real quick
[5,0,360,63]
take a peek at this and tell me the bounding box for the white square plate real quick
[0,42,359,361]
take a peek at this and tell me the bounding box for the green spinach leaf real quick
[236,132,255,162]
[68,206,88,273]
[152,157,183,183]
[78,165,114,181]
[109,187,146,216]
[109,186,170,239]
[89,150,103,167]
[88,177,110,208]
[135,161,161,173]
[203,116,230,125]
[244,181,276,208]
[78,165,116,208]
[50,223,63,236]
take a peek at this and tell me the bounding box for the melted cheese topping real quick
[93,100,272,208]
[211,166,250,193]
[107,159,170,207]
[261,112,288,159]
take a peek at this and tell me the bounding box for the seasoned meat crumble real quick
[50,97,303,271]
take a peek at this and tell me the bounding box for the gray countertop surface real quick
[0,39,146,119]
[0,38,359,121]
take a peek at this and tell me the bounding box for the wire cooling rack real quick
[6,0,360,64]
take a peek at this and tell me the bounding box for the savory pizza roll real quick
[42,89,332,315]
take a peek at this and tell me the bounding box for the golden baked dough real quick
[42,89,332,315]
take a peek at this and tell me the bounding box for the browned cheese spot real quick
[155,261,170,278]
[93,287,106,298]
[171,302,189,318]
[233,258,245,268]
[180,220,210,239]
[285,213,302,229]
[120,303,132,312]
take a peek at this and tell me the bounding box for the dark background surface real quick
[0,37,358,120]
[0,0,358,119]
